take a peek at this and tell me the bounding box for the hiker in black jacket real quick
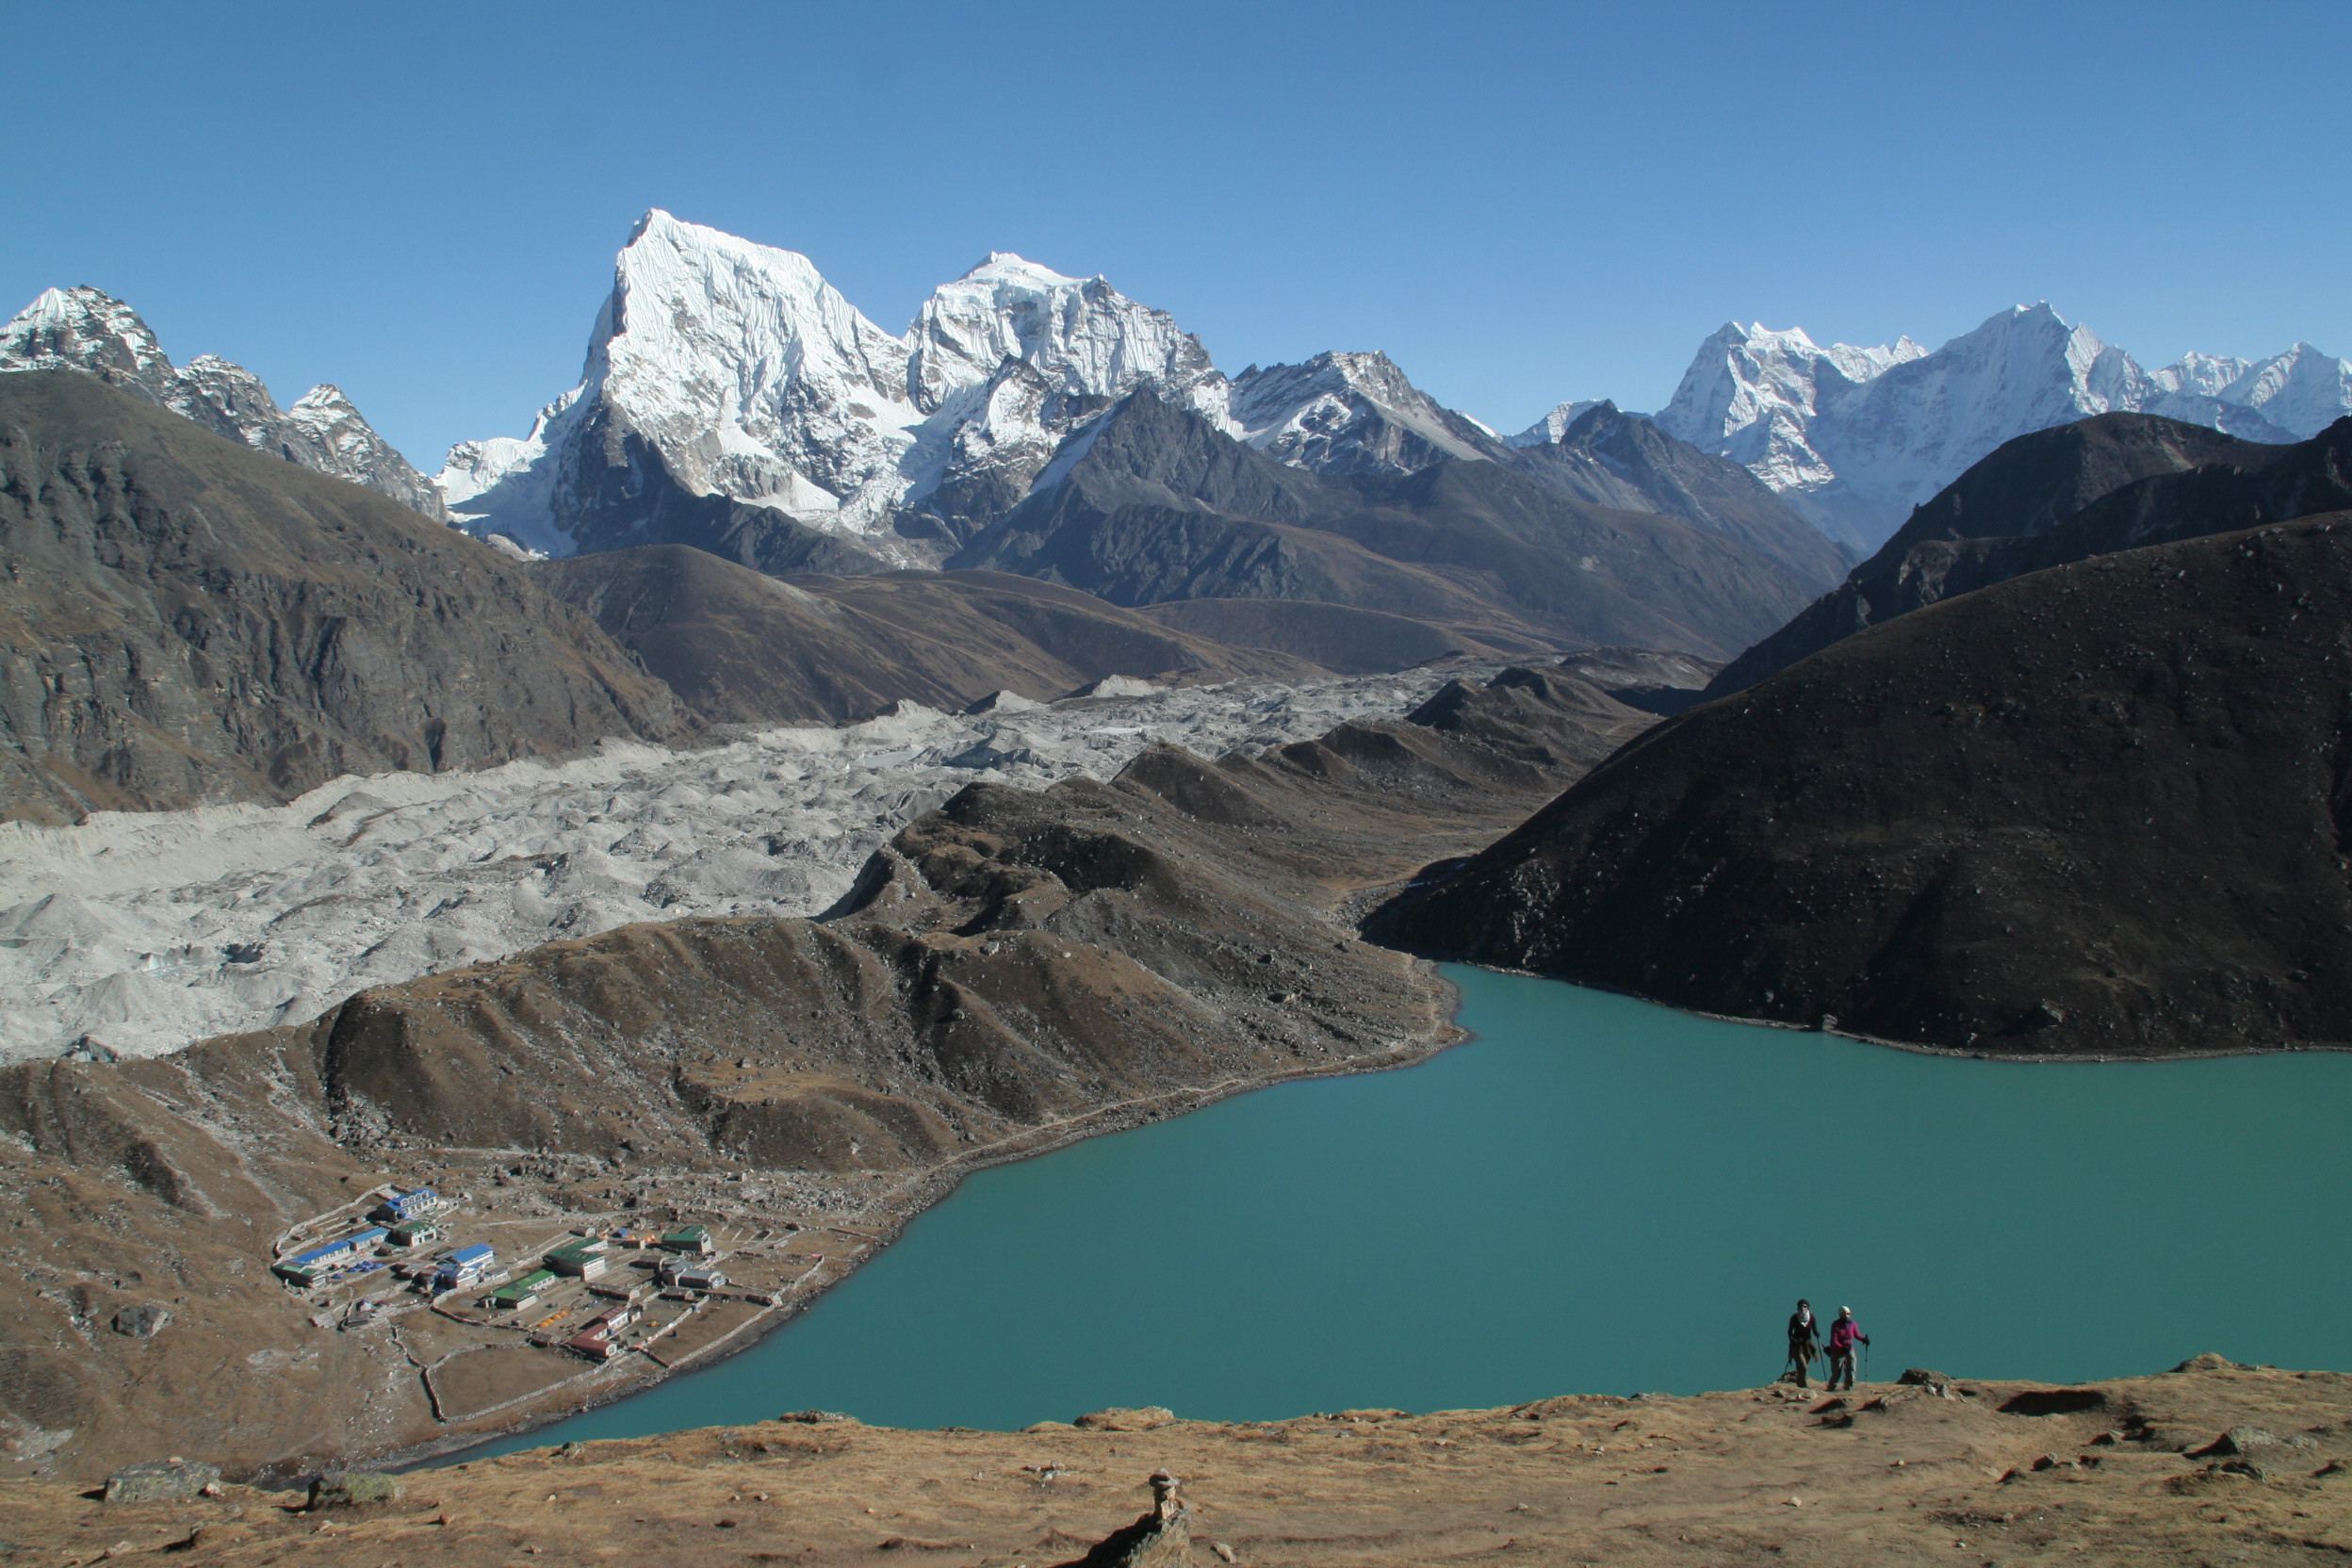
[1785,1299,1821,1387]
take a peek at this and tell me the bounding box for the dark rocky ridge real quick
[0,662,1656,1480]
[535,547,1322,725]
[1711,413,2352,695]
[1372,514,2352,1059]
[1505,400,1854,589]
[0,370,689,823]
[950,391,1820,661]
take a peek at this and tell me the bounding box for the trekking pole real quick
[1864,1342,1871,1384]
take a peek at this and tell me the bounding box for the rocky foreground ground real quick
[3,1359,2345,1565]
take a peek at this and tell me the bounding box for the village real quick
[257,1172,883,1441]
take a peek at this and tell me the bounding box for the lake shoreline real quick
[383,972,1474,1473]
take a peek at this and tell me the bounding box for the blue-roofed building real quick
[368,1187,447,1225]
[272,1226,390,1285]
[431,1244,496,1294]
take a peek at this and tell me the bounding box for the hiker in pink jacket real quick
[1825,1306,1870,1391]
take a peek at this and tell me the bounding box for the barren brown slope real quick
[534,547,1323,725]
[1373,514,2352,1059]
[0,665,1654,1484]
[0,370,689,823]
[4,1361,2344,1567]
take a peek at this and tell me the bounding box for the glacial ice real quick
[0,668,1488,1066]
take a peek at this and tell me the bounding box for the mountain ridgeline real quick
[0,286,445,518]
[1709,413,2352,695]
[947,391,1822,661]
[1372,512,2352,1059]
[0,371,689,823]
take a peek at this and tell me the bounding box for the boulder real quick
[104,1459,219,1504]
[109,1304,172,1339]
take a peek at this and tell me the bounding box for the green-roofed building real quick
[545,1242,611,1279]
[659,1225,715,1257]
[485,1269,557,1311]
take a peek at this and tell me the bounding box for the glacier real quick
[0,665,1494,1065]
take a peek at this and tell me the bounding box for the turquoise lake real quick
[463,965,2351,1457]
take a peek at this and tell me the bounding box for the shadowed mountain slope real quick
[950,391,1820,661]
[535,547,1322,725]
[1711,413,2352,694]
[0,370,689,823]
[1373,514,2352,1059]
[1505,401,1853,589]
[1131,597,1526,673]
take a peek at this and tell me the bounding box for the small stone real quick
[308,1470,403,1508]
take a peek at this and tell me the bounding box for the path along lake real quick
[468,966,2352,1456]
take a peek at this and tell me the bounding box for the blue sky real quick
[3,1,2343,470]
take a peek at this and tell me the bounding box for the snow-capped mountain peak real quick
[602,207,916,515]
[1510,399,1612,448]
[906,251,1218,416]
[443,214,1232,560]
[0,286,176,389]
[1648,301,2346,548]
[0,286,443,517]
[1224,350,1501,476]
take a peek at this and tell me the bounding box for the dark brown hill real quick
[1372,514,2352,1059]
[949,392,1820,660]
[535,547,1319,724]
[0,370,689,823]
[1711,413,2347,694]
[1505,400,1854,589]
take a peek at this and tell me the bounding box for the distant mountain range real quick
[1622,308,2352,548]
[8,212,2347,570]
